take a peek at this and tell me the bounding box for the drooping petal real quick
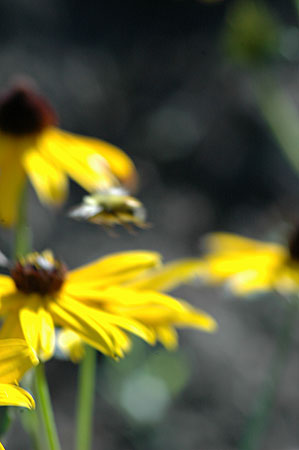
[49,294,120,358]
[171,308,218,332]
[41,128,137,191]
[0,149,26,226]
[22,147,68,205]
[38,128,123,192]
[53,294,155,350]
[19,299,40,356]
[67,251,161,288]
[0,383,35,409]
[38,306,55,361]
[0,338,38,383]
[126,259,204,292]
[73,285,217,332]
[155,326,178,350]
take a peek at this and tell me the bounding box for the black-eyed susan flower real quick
[0,338,38,450]
[58,257,215,359]
[198,231,299,296]
[0,250,216,361]
[0,81,137,226]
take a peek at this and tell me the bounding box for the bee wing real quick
[68,204,104,221]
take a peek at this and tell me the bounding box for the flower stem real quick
[75,345,97,450]
[34,363,61,450]
[239,297,299,450]
[14,181,31,259]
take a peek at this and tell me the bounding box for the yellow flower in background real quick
[198,231,299,295]
[59,257,215,360]
[0,338,38,449]
[0,81,137,226]
[0,250,216,361]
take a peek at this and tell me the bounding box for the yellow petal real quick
[49,295,119,358]
[155,326,178,350]
[126,259,204,292]
[45,128,137,190]
[67,251,161,287]
[0,312,24,341]
[227,269,274,295]
[200,234,285,285]
[172,308,218,332]
[55,294,155,347]
[39,128,120,192]
[22,148,68,205]
[202,232,284,253]
[0,338,38,383]
[0,441,4,449]
[94,286,217,332]
[0,149,26,226]
[0,275,17,298]
[0,383,35,409]
[19,298,40,357]
[38,307,55,361]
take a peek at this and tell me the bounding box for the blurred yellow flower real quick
[0,82,137,226]
[59,257,215,360]
[198,232,299,295]
[0,338,38,449]
[0,250,216,361]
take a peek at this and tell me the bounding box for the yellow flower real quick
[0,250,216,361]
[0,82,137,226]
[0,338,38,450]
[198,231,299,295]
[59,257,216,359]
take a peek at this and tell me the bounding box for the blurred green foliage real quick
[101,339,190,425]
[223,0,281,66]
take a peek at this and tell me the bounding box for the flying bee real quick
[68,187,148,231]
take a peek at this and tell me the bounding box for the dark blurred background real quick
[2,1,299,449]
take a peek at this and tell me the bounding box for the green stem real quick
[14,181,31,259]
[254,72,299,175]
[75,345,97,450]
[239,297,299,450]
[34,363,61,450]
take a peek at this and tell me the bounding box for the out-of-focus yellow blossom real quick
[59,257,215,359]
[0,250,216,361]
[0,338,38,450]
[0,82,137,226]
[198,232,299,295]
[58,329,85,363]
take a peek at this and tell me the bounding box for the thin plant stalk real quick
[34,363,62,450]
[239,297,299,450]
[14,181,32,259]
[14,182,61,450]
[75,345,97,450]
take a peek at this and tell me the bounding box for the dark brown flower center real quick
[0,85,58,136]
[288,226,299,261]
[11,253,67,295]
